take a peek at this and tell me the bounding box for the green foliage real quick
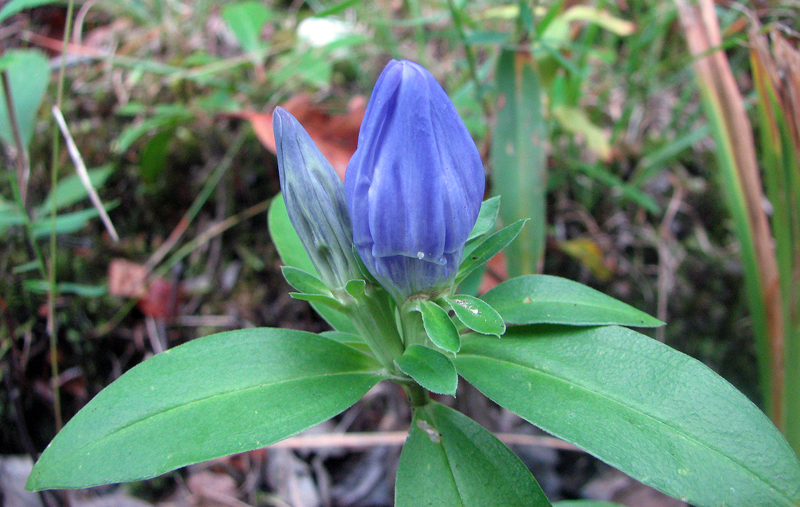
[395,345,457,396]
[455,325,800,507]
[491,50,547,277]
[0,49,50,148]
[481,274,663,327]
[419,300,461,354]
[222,2,273,54]
[396,402,552,507]
[457,219,527,283]
[268,194,358,334]
[444,294,505,337]
[0,166,116,237]
[27,328,382,489]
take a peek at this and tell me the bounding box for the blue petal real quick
[345,60,485,299]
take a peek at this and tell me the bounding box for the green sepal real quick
[419,300,461,354]
[280,266,330,295]
[395,402,552,507]
[481,274,663,327]
[345,278,367,300]
[456,219,527,283]
[395,344,458,396]
[444,294,505,337]
[268,195,358,334]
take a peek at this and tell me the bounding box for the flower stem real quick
[403,383,430,408]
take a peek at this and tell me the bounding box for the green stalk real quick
[46,0,76,432]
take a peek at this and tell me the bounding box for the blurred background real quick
[1,0,798,506]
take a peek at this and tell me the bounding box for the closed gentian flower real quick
[273,107,361,289]
[345,60,485,301]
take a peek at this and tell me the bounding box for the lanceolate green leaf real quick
[457,219,527,283]
[27,329,382,490]
[395,402,552,507]
[268,194,357,334]
[420,300,461,354]
[491,49,548,277]
[268,194,317,275]
[468,196,502,241]
[395,345,457,396]
[445,295,505,337]
[481,275,663,327]
[281,266,329,295]
[454,326,800,507]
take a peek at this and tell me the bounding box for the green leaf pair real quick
[26,194,800,507]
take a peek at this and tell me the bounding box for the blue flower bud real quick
[273,107,361,289]
[345,60,485,300]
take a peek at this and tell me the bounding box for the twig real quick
[51,106,119,242]
[267,431,581,452]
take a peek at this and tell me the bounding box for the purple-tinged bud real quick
[345,60,485,300]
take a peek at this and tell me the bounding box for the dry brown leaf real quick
[232,94,366,180]
[108,258,182,320]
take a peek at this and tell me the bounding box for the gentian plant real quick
[27,60,800,507]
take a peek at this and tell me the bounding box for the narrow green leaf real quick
[280,266,329,295]
[268,194,358,334]
[395,345,457,396]
[24,280,107,297]
[268,194,316,274]
[420,300,461,354]
[289,292,344,311]
[38,165,114,214]
[313,0,360,17]
[221,1,272,53]
[468,196,502,241]
[139,129,173,185]
[0,49,49,148]
[396,402,552,507]
[491,49,547,277]
[31,202,120,238]
[27,328,382,490]
[0,0,62,25]
[481,274,663,327]
[445,295,505,337]
[455,326,800,507]
[457,219,527,283]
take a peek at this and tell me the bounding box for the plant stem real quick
[403,383,430,407]
[48,0,77,432]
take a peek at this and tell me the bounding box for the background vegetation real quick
[1,0,798,505]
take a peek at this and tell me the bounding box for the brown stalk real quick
[675,0,784,422]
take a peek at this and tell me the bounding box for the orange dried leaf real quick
[232,94,365,180]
